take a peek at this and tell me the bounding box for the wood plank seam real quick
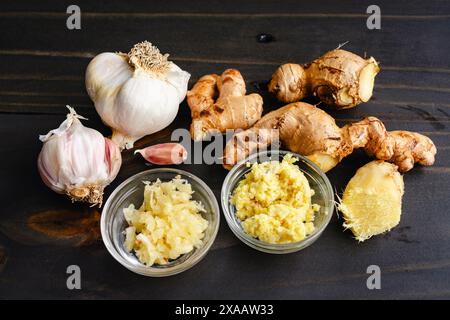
[1,12,450,19]
[2,50,450,74]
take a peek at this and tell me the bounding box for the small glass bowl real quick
[101,168,220,277]
[221,150,334,254]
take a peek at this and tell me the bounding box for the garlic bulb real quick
[37,106,122,206]
[85,41,191,150]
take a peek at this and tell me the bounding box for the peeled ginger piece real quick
[339,160,404,242]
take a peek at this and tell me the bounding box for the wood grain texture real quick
[1,16,449,69]
[1,0,450,15]
[0,0,449,299]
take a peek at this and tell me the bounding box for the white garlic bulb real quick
[85,41,190,150]
[37,106,122,206]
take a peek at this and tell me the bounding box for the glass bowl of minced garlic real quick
[221,150,334,254]
[101,168,220,277]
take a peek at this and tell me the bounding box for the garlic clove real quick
[85,52,132,102]
[135,143,187,165]
[166,63,191,103]
[105,137,122,177]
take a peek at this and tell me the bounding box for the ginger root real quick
[223,102,436,172]
[268,49,380,109]
[187,69,263,140]
[339,160,404,242]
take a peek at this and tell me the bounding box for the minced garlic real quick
[230,154,319,244]
[123,176,208,266]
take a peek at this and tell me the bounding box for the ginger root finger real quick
[187,69,263,141]
[223,102,437,173]
[268,49,380,109]
[388,131,437,172]
[344,116,395,161]
[192,94,263,141]
[187,74,219,118]
[344,119,437,172]
[223,127,277,170]
[217,68,246,97]
[339,160,404,242]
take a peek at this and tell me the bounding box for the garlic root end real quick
[127,41,170,74]
[68,184,105,207]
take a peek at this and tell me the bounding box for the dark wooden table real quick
[1,0,449,299]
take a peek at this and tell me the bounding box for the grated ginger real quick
[123,175,208,266]
[230,154,319,244]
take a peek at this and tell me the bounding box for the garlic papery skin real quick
[37,106,122,206]
[85,41,191,150]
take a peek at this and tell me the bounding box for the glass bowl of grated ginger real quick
[221,150,334,254]
[101,168,220,277]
